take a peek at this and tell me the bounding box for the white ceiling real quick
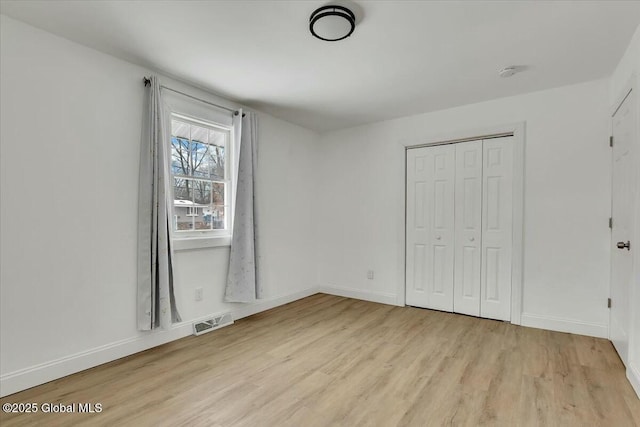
[2,1,639,132]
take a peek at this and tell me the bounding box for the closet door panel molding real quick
[406,149,430,308]
[405,145,455,311]
[453,140,483,316]
[428,145,456,311]
[480,137,514,321]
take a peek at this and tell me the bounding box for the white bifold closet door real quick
[480,137,513,321]
[406,137,513,321]
[406,144,455,311]
[453,141,483,316]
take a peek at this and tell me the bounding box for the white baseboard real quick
[318,285,399,306]
[0,289,619,398]
[520,312,608,339]
[232,287,318,320]
[0,287,317,398]
[628,362,640,399]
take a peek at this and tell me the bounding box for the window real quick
[170,114,231,239]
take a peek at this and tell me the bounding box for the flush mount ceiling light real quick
[309,5,356,41]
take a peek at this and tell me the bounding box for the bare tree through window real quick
[170,118,229,231]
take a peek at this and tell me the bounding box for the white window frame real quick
[167,110,235,251]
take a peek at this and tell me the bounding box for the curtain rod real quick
[143,77,244,117]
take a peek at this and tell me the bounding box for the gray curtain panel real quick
[225,112,262,302]
[137,76,181,330]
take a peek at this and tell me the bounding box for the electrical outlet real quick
[195,287,203,301]
[367,270,374,280]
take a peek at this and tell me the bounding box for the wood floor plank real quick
[1,294,638,426]
[518,375,555,427]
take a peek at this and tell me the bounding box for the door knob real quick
[617,241,631,250]
[435,236,442,240]
[468,237,475,242]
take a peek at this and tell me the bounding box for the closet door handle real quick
[468,237,475,242]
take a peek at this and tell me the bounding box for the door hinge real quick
[609,217,613,229]
[608,298,612,308]
[610,136,614,147]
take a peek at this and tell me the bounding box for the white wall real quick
[610,24,640,397]
[1,11,637,399]
[316,78,611,338]
[0,15,318,396]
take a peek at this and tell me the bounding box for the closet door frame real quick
[401,122,525,325]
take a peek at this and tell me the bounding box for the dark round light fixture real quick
[309,5,356,41]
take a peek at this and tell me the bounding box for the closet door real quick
[406,144,455,311]
[480,137,513,321]
[453,141,483,316]
[406,147,430,308]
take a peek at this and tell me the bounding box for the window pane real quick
[194,210,211,230]
[190,125,208,144]
[209,129,226,147]
[212,183,226,230]
[206,205,226,230]
[173,177,191,202]
[191,141,211,178]
[173,178,194,231]
[192,180,212,230]
[189,126,207,179]
[171,136,190,176]
[212,182,225,207]
[192,180,212,205]
[209,144,225,180]
[172,120,190,139]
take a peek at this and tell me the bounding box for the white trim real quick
[396,140,407,307]
[400,122,526,325]
[168,107,234,239]
[627,362,640,399]
[0,285,626,398]
[318,286,399,306]
[163,89,234,128]
[510,123,526,325]
[520,312,608,339]
[0,287,317,398]
[628,72,640,402]
[609,75,637,357]
[232,287,318,319]
[173,236,231,251]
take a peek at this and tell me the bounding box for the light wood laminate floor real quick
[1,294,639,426]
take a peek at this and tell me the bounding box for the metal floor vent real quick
[193,312,233,336]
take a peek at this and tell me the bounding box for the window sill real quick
[173,235,231,251]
